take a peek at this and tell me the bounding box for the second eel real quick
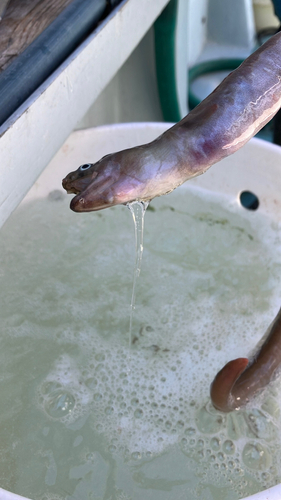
[210,308,281,412]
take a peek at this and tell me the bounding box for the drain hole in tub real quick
[239,191,259,210]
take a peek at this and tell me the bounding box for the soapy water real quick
[1,185,281,499]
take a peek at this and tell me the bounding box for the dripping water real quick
[127,201,149,349]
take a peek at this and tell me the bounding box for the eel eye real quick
[79,163,92,171]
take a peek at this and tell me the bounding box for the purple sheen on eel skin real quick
[62,32,281,411]
[62,32,281,212]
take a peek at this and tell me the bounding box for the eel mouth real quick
[64,186,80,195]
[62,175,90,196]
[62,176,78,194]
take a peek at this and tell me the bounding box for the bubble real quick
[95,353,105,362]
[134,409,143,418]
[196,405,225,434]
[105,406,114,415]
[185,427,196,436]
[44,391,75,419]
[223,440,235,455]
[177,420,184,429]
[242,442,271,471]
[245,409,277,441]
[261,471,270,482]
[41,381,62,395]
[234,467,244,476]
[86,453,95,462]
[95,363,105,373]
[210,437,221,451]
[93,393,103,401]
[85,377,98,389]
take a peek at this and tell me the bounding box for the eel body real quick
[210,308,281,412]
[63,32,281,212]
[62,32,281,411]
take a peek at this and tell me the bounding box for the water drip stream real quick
[127,201,149,348]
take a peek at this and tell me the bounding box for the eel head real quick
[62,140,184,212]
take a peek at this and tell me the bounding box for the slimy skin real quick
[62,32,281,411]
[63,32,281,212]
[210,308,281,412]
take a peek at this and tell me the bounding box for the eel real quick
[62,32,281,411]
[210,308,281,412]
[63,32,281,212]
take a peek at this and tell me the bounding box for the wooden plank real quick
[0,0,74,72]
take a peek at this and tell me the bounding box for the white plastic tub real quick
[1,123,281,500]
